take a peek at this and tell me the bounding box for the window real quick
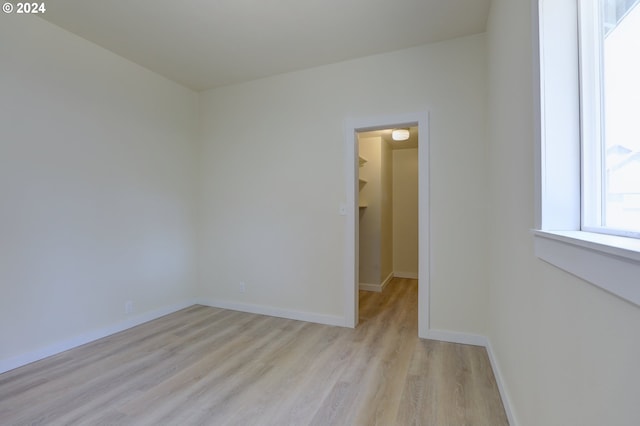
[534,0,640,306]
[580,0,640,238]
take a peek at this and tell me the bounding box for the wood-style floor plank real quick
[0,278,508,425]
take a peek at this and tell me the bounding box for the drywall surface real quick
[358,136,383,286]
[199,34,489,333]
[487,0,640,424]
[0,16,199,364]
[393,148,419,277]
[380,139,393,284]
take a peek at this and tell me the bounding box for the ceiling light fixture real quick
[391,129,410,141]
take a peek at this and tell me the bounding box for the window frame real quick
[534,0,640,307]
[578,0,606,234]
[579,0,640,239]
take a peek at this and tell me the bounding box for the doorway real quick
[344,112,430,337]
[357,128,418,293]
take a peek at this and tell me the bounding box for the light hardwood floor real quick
[0,278,508,425]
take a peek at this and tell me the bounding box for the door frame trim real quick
[343,111,430,337]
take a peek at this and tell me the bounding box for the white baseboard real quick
[0,299,197,375]
[393,271,419,279]
[424,329,488,347]
[485,339,517,426]
[359,272,394,293]
[425,329,517,425]
[382,272,393,289]
[359,282,382,292]
[197,298,347,328]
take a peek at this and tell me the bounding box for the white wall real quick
[0,16,199,366]
[358,136,383,286]
[357,135,393,288]
[487,1,640,425]
[198,34,489,334]
[380,138,393,284]
[393,148,419,277]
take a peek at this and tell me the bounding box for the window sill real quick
[532,230,640,306]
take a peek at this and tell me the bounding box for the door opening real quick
[344,112,429,337]
[357,128,418,294]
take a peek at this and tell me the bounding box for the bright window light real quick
[581,0,640,237]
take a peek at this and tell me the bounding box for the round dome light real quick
[391,129,410,141]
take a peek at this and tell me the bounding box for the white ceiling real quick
[41,0,491,91]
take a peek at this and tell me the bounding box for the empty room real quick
[1,0,640,425]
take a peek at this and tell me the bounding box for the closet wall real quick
[359,135,419,291]
[358,135,393,290]
[392,148,419,278]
